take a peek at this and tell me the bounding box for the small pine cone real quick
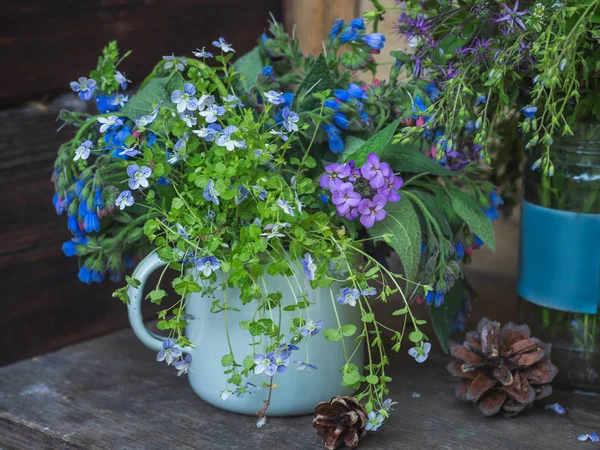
[313,396,368,450]
[448,318,558,417]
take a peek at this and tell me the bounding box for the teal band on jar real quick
[518,200,600,314]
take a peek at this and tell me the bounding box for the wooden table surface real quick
[1,323,599,450]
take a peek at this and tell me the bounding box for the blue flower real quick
[382,398,398,412]
[194,124,221,142]
[322,125,344,153]
[544,403,566,414]
[74,140,93,161]
[435,291,445,307]
[276,199,295,216]
[234,185,249,205]
[147,133,157,146]
[425,290,434,305]
[282,92,294,107]
[212,37,235,53]
[320,195,329,203]
[114,71,130,90]
[427,84,441,101]
[334,89,350,102]
[365,411,384,431]
[176,223,189,240]
[93,189,104,208]
[408,341,431,363]
[264,90,285,105]
[67,215,78,232]
[348,83,366,100]
[350,18,365,30]
[78,266,93,284]
[339,29,359,43]
[361,287,377,296]
[135,101,163,128]
[171,83,198,113]
[338,287,360,306]
[282,108,299,132]
[277,343,299,359]
[199,104,226,123]
[273,350,290,373]
[115,190,134,210]
[127,164,152,190]
[253,352,278,376]
[475,235,484,247]
[455,242,464,260]
[333,112,350,130]
[95,95,120,113]
[578,432,599,442]
[193,47,213,58]
[294,361,318,372]
[324,99,340,110]
[84,212,100,233]
[226,94,244,108]
[62,240,78,257]
[475,94,487,105]
[175,354,192,376]
[70,77,97,100]
[412,95,428,117]
[302,253,317,280]
[521,105,537,118]
[196,256,220,277]
[490,192,504,207]
[78,199,88,218]
[180,110,197,127]
[203,179,220,205]
[330,19,345,38]
[299,319,324,337]
[261,65,273,76]
[363,33,386,50]
[163,54,187,71]
[156,338,182,365]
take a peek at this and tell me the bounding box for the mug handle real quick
[127,252,168,352]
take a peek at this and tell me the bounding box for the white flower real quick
[264,90,284,105]
[74,140,93,161]
[408,341,431,363]
[98,115,123,133]
[276,199,295,216]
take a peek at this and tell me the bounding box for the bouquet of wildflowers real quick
[52,12,500,434]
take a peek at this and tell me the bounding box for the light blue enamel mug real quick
[127,252,365,416]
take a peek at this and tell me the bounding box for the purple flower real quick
[264,90,285,105]
[212,37,235,53]
[193,47,213,58]
[337,287,360,306]
[294,361,318,372]
[156,338,182,365]
[378,175,404,202]
[282,108,299,133]
[70,77,97,100]
[74,140,93,161]
[346,207,359,221]
[299,319,323,337]
[163,54,187,71]
[115,190,134,210]
[175,354,192,376]
[253,352,278,376]
[494,0,529,31]
[412,55,424,78]
[360,153,392,189]
[320,163,351,189]
[358,194,388,228]
[127,164,152,190]
[302,253,317,280]
[363,33,386,50]
[440,62,461,81]
[544,403,566,414]
[196,256,220,276]
[332,182,361,215]
[114,71,130,90]
[216,125,246,151]
[171,83,198,113]
[98,116,123,133]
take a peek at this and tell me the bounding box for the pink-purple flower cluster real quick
[320,153,403,228]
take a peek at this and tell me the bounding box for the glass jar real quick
[517,124,600,392]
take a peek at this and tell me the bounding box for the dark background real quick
[0,0,282,366]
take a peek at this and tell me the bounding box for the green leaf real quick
[342,371,361,386]
[120,77,169,122]
[345,120,400,166]
[429,279,467,353]
[408,329,424,343]
[242,355,254,370]
[392,306,408,316]
[408,190,453,237]
[147,289,167,305]
[365,374,379,385]
[221,353,234,367]
[361,312,375,323]
[294,54,333,112]
[341,324,357,337]
[234,46,263,92]
[367,196,421,281]
[384,143,457,176]
[339,136,367,161]
[324,328,342,342]
[449,188,496,252]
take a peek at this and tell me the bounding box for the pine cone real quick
[313,396,368,450]
[448,318,558,417]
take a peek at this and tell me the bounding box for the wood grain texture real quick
[1,323,598,450]
[0,0,281,104]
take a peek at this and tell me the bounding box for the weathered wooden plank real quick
[0,323,598,449]
[0,0,282,104]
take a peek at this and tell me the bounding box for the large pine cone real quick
[448,318,558,417]
[313,396,368,449]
